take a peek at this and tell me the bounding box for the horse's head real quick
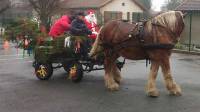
[151,11,185,41]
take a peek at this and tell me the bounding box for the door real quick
[104,11,122,23]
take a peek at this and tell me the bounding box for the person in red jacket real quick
[49,15,75,39]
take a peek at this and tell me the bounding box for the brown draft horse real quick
[90,11,185,97]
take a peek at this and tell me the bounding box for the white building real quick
[62,0,147,24]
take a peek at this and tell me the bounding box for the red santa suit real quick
[84,10,99,39]
[49,15,71,39]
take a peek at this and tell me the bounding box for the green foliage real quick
[4,18,40,41]
[175,42,184,49]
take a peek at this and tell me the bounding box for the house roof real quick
[62,0,146,11]
[62,0,111,9]
[176,0,200,11]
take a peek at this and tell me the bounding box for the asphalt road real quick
[0,43,200,112]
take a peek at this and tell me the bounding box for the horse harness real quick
[103,20,176,54]
[99,21,176,66]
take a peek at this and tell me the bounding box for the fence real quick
[176,11,200,53]
[175,43,200,52]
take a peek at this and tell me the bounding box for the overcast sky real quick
[152,0,167,11]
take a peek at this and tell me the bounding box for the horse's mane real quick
[151,11,183,32]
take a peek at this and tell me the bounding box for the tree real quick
[133,0,151,19]
[139,0,152,10]
[166,0,183,10]
[28,0,64,31]
[0,0,10,14]
[4,18,40,41]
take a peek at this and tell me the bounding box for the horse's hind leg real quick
[104,56,120,91]
[146,60,160,97]
[161,57,182,96]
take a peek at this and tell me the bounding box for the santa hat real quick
[87,10,95,14]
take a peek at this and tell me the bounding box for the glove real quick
[92,32,98,35]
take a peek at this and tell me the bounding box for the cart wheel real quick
[35,63,53,80]
[69,64,83,83]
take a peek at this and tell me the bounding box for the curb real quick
[172,49,200,55]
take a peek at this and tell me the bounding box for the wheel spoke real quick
[37,66,46,77]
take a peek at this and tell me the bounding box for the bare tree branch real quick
[166,0,183,10]
[28,0,64,30]
[0,0,11,14]
[28,0,40,13]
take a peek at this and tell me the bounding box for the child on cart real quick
[69,11,93,57]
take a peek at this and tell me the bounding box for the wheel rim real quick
[36,65,48,78]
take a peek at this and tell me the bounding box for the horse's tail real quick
[89,26,104,58]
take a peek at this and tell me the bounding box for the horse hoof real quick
[169,90,182,96]
[169,91,182,96]
[169,84,182,96]
[107,83,119,91]
[115,78,122,85]
[147,90,160,97]
[115,80,121,85]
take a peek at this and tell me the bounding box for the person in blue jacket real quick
[70,11,92,36]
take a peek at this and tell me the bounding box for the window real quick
[127,12,130,21]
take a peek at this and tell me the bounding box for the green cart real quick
[33,34,125,82]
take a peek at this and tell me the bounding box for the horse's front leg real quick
[112,63,122,84]
[161,58,182,96]
[146,60,160,97]
[104,56,120,91]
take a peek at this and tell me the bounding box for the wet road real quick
[0,42,200,112]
